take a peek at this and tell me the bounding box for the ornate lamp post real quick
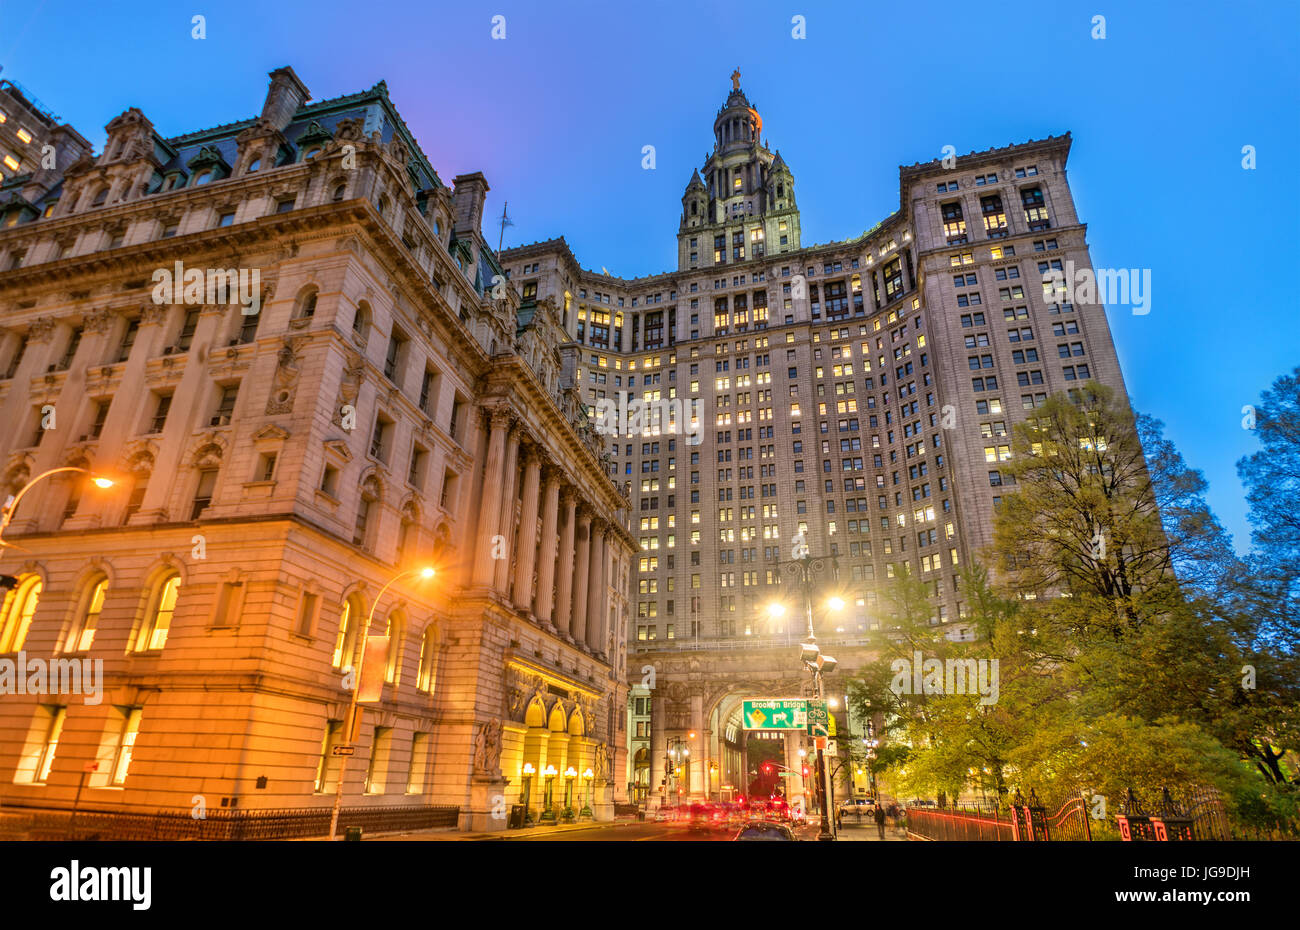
[781,533,841,842]
[328,565,435,840]
[563,766,577,819]
[521,762,536,823]
[581,767,594,818]
[541,764,558,821]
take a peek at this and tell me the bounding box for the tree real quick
[992,383,1177,635]
[1237,366,1300,638]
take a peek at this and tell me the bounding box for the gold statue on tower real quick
[731,68,741,91]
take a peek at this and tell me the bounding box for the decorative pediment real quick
[251,424,289,443]
[323,439,353,464]
[186,145,231,176]
[334,118,364,142]
[296,120,334,149]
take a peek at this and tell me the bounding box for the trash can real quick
[509,805,526,829]
[344,826,363,842]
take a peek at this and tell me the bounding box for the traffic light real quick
[762,763,772,775]
[802,765,810,778]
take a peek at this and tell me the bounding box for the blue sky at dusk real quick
[2,0,1296,553]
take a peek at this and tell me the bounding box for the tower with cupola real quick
[676,70,801,271]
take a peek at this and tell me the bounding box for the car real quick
[733,820,798,841]
[838,798,875,818]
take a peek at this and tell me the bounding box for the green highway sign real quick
[742,699,807,730]
[806,701,829,737]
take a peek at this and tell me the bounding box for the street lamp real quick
[581,767,594,818]
[782,552,841,842]
[0,467,115,546]
[541,764,558,821]
[521,762,536,822]
[563,766,578,818]
[328,565,436,840]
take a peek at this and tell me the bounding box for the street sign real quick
[824,739,838,758]
[806,700,829,737]
[741,698,807,730]
[331,745,356,757]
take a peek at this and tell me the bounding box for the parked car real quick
[838,798,875,818]
[733,820,798,841]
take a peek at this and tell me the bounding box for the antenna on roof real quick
[497,201,514,253]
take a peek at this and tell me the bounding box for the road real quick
[420,817,906,842]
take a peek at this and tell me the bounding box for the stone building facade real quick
[0,68,633,830]
[501,77,1130,807]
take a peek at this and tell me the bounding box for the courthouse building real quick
[0,68,634,830]
[502,75,1130,806]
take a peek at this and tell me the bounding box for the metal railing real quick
[0,803,460,841]
[905,805,1015,842]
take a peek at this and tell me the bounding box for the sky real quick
[2,0,1296,553]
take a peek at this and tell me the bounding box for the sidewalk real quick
[375,817,642,841]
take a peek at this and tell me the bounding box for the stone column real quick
[571,510,592,645]
[649,690,667,809]
[533,471,561,625]
[690,691,705,798]
[553,491,577,636]
[493,425,521,594]
[585,524,607,655]
[472,411,509,587]
[512,450,542,612]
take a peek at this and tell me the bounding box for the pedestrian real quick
[874,803,886,840]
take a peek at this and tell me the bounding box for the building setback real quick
[500,77,1130,806]
[0,68,635,831]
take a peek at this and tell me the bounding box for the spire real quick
[686,168,705,192]
[772,149,788,171]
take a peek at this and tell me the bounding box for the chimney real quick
[451,172,490,238]
[260,67,310,132]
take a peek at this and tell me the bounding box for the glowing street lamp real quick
[328,565,436,839]
[521,762,536,822]
[541,764,559,821]
[0,467,115,546]
[581,767,594,818]
[564,766,578,813]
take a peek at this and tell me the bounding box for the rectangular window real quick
[111,707,143,785]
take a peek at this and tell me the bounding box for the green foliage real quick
[845,378,1300,834]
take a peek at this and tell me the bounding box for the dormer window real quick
[247,157,261,173]
[91,187,109,208]
[193,170,214,186]
[303,146,322,161]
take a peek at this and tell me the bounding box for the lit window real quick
[137,573,181,651]
[0,575,42,652]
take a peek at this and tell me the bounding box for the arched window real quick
[247,157,261,173]
[332,182,346,202]
[0,575,42,652]
[193,170,214,186]
[353,476,380,550]
[415,623,437,693]
[294,287,318,320]
[303,146,322,161]
[378,194,390,219]
[352,300,371,338]
[384,610,405,685]
[66,575,108,652]
[90,186,109,208]
[332,594,364,669]
[136,571,181,651]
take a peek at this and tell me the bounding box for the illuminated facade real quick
[500,78,1129,806]
[0,69,634,831]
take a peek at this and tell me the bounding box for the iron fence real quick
[0,803,459,841]
[905,805,1015,841]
